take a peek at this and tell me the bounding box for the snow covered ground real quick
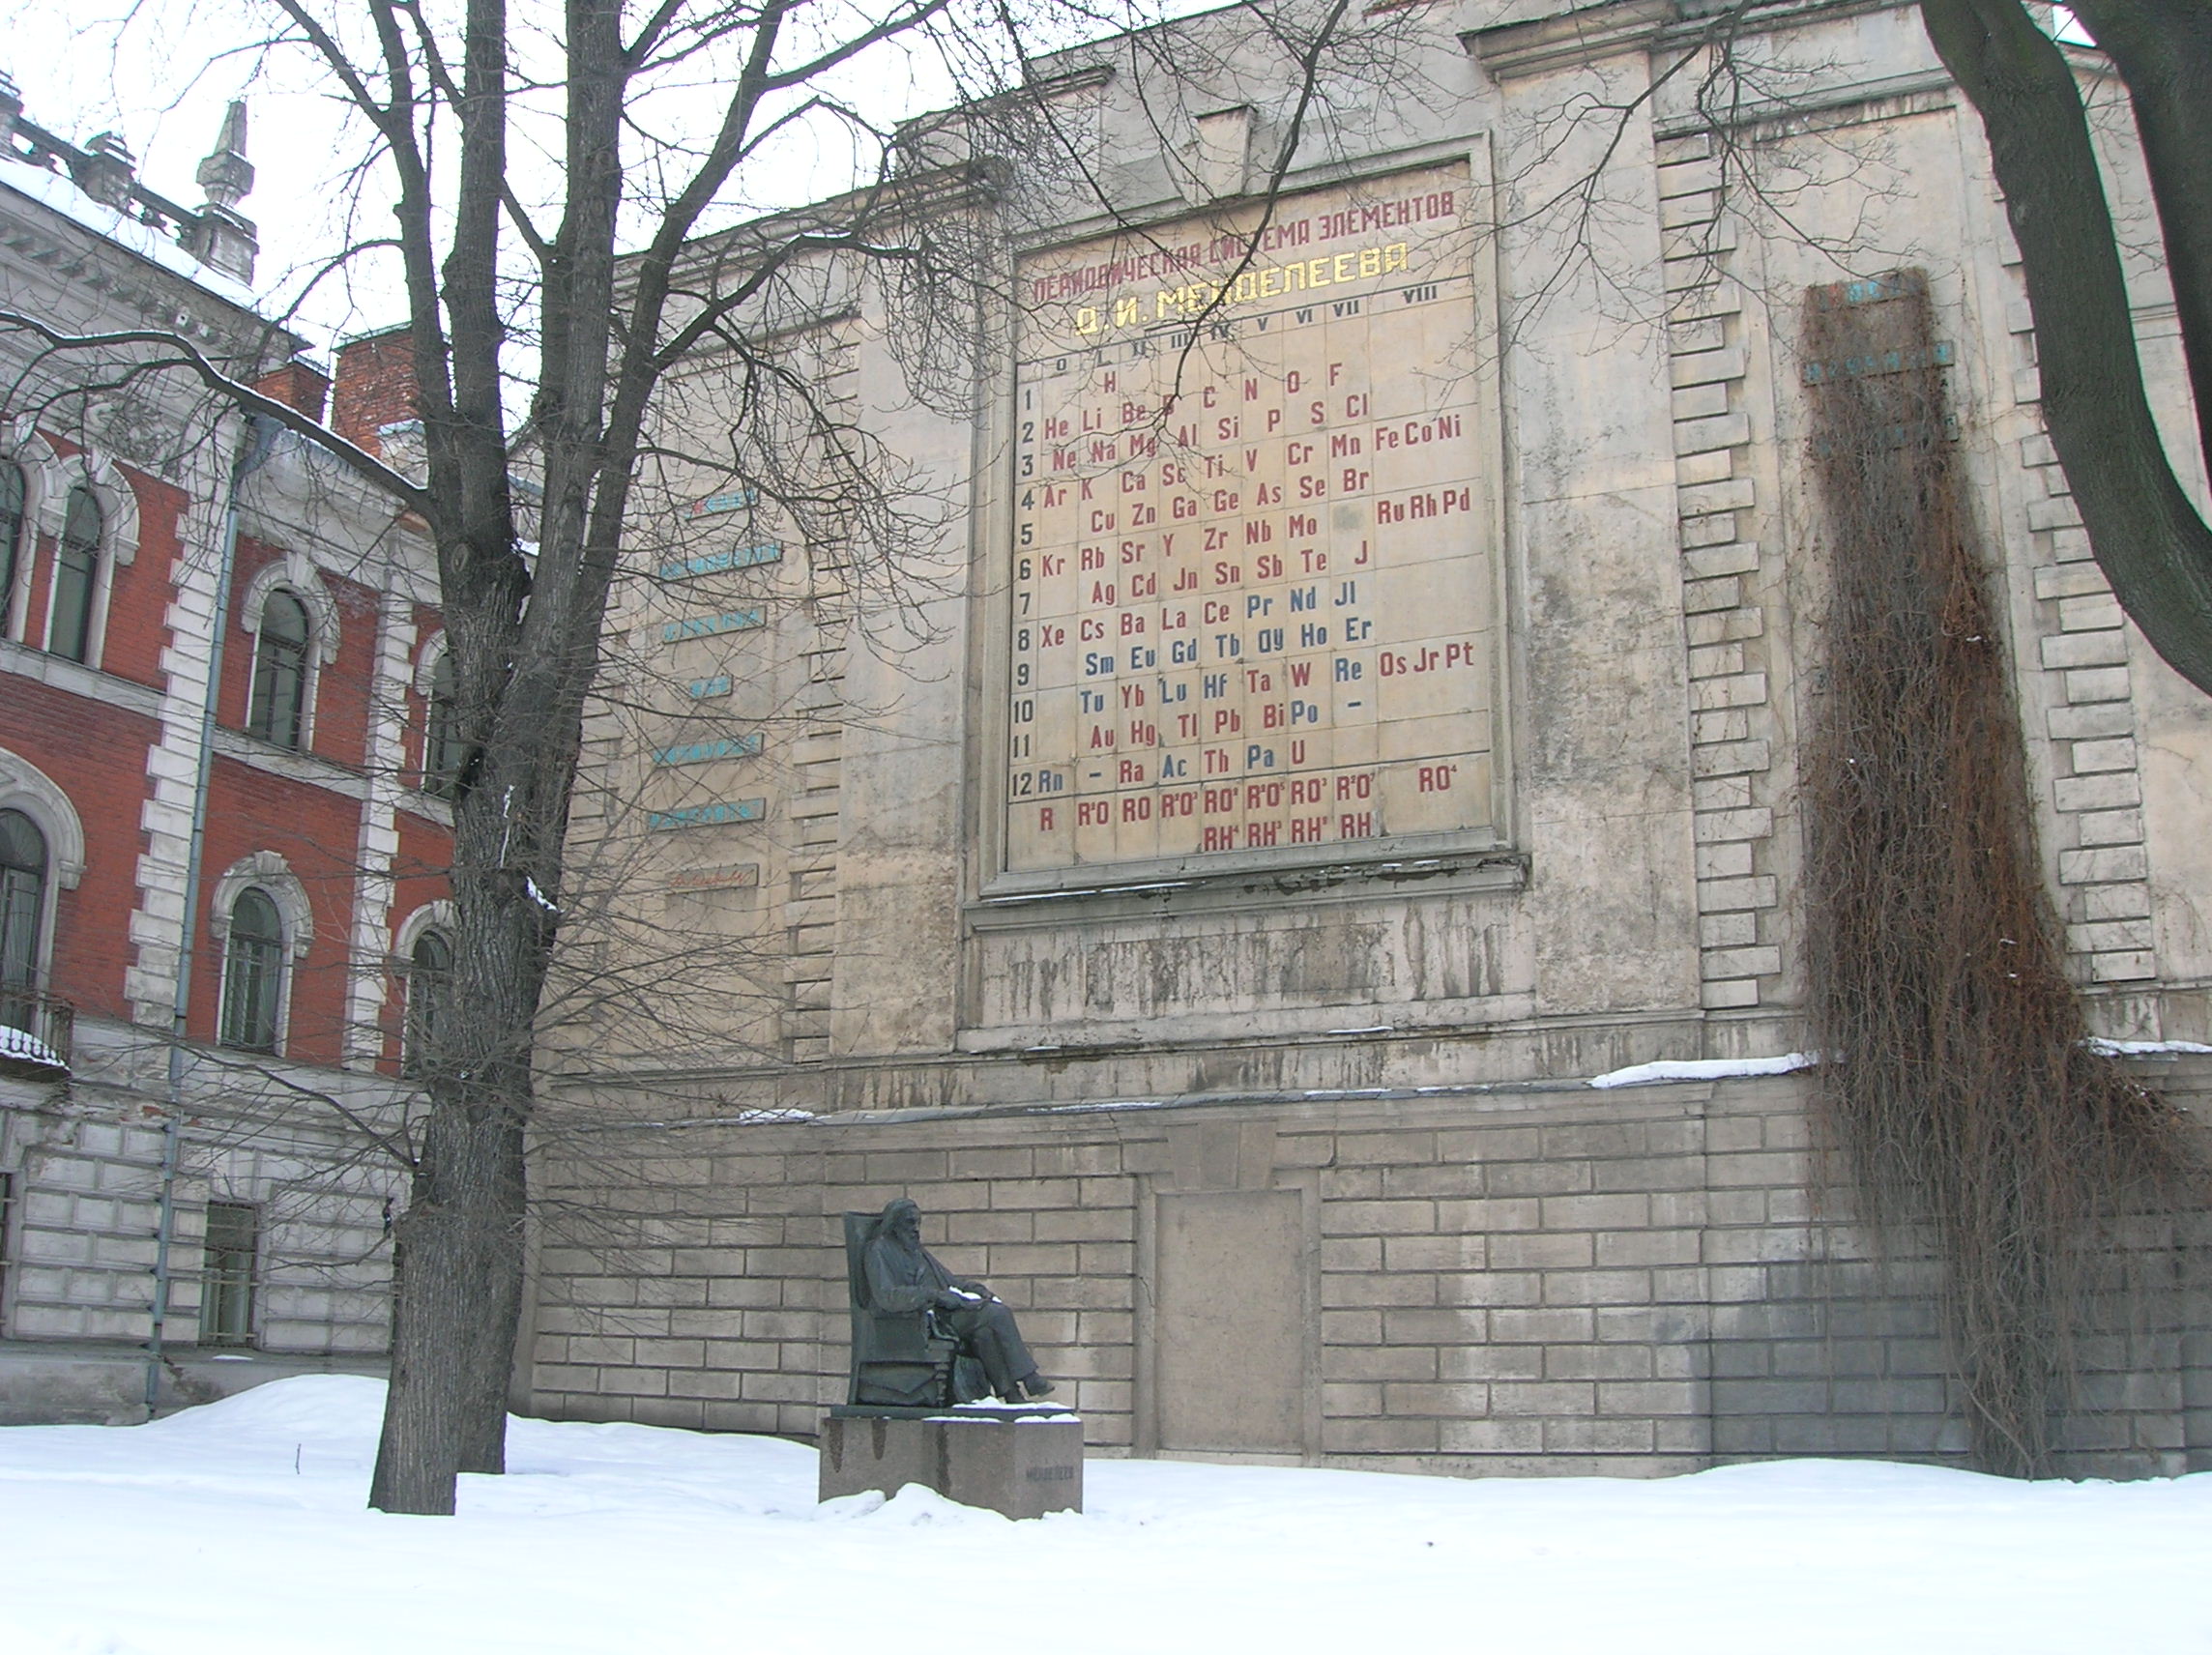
[2,1378,2206,1655]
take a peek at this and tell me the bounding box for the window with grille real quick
[247,590,312,748]
[198,1201,257,1348]
[402,928,451,1076]
[0,462,25,634]
[0,1171,15,1320]
[218,887,284,1052]
[423,652,462,798]
[0,809,46,1033]
[48,485,101,663]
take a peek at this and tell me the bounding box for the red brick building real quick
[0,84,449,1419]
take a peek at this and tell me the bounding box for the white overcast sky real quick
[5,0,2100,355]
[2,0,1117,350]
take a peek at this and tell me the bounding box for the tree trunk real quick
[1921,0,2212,696]
[370,694,554,1512]
[456,1111,528,1474]
[2068,0,2212,487]
[368,1106,527,1513]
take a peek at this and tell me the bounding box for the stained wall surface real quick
[530,1064,2212,1474]
[538,0,2212,1472]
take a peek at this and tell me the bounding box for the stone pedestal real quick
[817,1406,1084,1518]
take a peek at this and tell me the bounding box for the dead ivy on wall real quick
[1798,272,2199,1476]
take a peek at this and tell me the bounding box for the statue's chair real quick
[842,1211,987,1408]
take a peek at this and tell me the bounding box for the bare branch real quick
[0,309,430,510]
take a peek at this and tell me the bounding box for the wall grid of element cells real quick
[1005,164,1497,875]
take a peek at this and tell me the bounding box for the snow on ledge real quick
[1588,1052,1817,1090]
[0,153,260,311]
[1586,1040,2207,1090]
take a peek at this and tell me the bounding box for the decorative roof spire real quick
[186,99,258,284]
[195,100,252,211]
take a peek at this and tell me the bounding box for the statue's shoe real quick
[1021,1375,1055,1398]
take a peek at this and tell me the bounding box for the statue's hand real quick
[935,1288,980,1310]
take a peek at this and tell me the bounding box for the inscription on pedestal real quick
[818,1409,1085,1519]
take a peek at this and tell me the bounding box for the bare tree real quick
[0,0,1402,1513]
[245,0,1030,1517]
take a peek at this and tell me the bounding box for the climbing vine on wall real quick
[1798,272,2198,1476]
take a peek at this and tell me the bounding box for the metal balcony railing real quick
[0,989,74,1073]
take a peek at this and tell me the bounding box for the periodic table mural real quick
[1004,162,1499,876]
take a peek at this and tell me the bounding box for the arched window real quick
[423,652,463,798]
[0,462,25,635]
[218,887,285,1053]
[0,808,46,1031]
[248,590,312,749]
[48,486,101,663]
[403,927,452,1075]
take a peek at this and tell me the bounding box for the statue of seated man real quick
[864,1198,1055,1403]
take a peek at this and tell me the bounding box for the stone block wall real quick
[1654,129,1788,1022]
[526,1057,2212,1476]
[0,1069,399,1360]
[1,1103,165,1342]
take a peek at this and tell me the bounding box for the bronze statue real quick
[851,1198,1054,1405]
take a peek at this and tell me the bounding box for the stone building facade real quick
[0,88,448,1420]
[525,0,2212,1473]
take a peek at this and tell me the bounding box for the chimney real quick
[331,326,418,455]
[253,355,331,421]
